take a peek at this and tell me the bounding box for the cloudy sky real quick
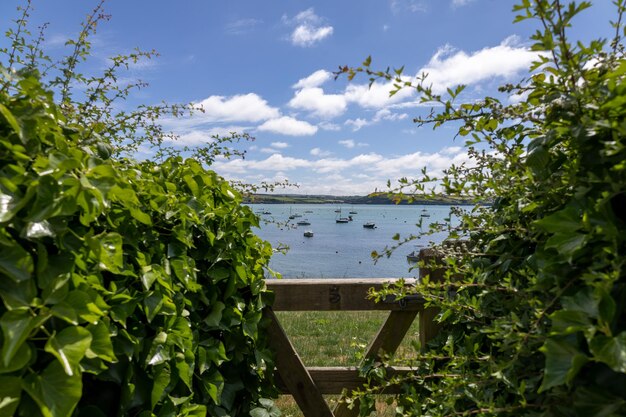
[0,0,614,195]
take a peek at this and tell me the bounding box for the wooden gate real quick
[264,249,444,417]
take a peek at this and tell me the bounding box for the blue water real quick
[248,204,457,279]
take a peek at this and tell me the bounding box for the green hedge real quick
[0,70,276,417]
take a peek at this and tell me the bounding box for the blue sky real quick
[0,0,615,195]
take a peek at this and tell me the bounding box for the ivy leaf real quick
[0,310,47,367]
[573,386,626,417]
[0,103,22,138]
[91,233,124,273]
[539,336,588,392]
[0,236,34,283]
[589,332,626,373]
[85,321,117,362]
[151,364,171,409]
[0,376,21,417]
[44,326,93,376]
[545,232,587,257]
[535,206,582,233]
[0,191,19,223]
[0,343,32,374]
[22,361,82,417]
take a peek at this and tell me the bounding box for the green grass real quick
[272,311,420,416]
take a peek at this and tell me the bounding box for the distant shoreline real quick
[243,193,477,205]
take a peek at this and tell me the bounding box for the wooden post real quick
[418,248,446,351]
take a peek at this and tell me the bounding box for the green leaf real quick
[539,336,589,392]
[22,361,82,417]
[589,332,626,373]
[85,321,117,362]
[0,103,22,138]
[91,233,124,273]
[0,276,37,309]
[44,326,93,376]
[0,310,47,367]
[561,288,600,318]
[545,232,586,256]
[200,370,224,404]
[573,386,626,417]
[550,310,595,340]
[0,342,32,374]
[0,191,20,223]
[0,376,21,417]
[250,408,270,417]
[151,364,171,409]
[0,237,34,283]
[204,302,225,328]
[535,206,582,233]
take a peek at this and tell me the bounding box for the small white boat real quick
[303,230,314,237]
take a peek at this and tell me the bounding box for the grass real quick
[272,311,421,417]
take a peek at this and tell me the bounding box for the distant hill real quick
[243,193,476,205]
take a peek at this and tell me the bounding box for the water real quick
[248,204,457,279]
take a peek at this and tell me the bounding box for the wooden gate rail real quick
[265,277,436,417]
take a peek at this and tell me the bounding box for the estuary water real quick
[248,204,457,279]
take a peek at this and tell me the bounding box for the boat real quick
[406,251,420,262]
[336,218,349,223]
[305,210,313,213]
[303,230,314,237]
[363,222,376,229]
[420,213,431,217]
[262,211,271,215]
[349,211,357,214]
[297,219,311,226]
[289,215,296,220]
[334,209,341,213]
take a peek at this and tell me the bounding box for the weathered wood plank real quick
[364,310,419,359]
[266,278,422,311]
[264,309,334,417]
[275,367,413,394]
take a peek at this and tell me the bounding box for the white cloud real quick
[288,87,347,118]
[166,126,250,145]
[345,109,408,131]
[310,147,332,157]
[374,108,408,122]
[212,146,474,195]
[293,69,333,89]
[345,118,370,131]
[196,93,280,123]
[257,116,318,136]
[319,122,341,131]
[225,18,263,35]
[452,0,475,7]
[338,139,368,149]
[390,0,428,13]
[271,141,290,149]
[285,8,333,47]
[339,139,356,148]
[344,79,414,109]
[419,36,538,94]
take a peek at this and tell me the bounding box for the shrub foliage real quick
[342,1,626,416]
[0,9,275,417]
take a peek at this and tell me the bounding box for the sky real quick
[0,0,616,195]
